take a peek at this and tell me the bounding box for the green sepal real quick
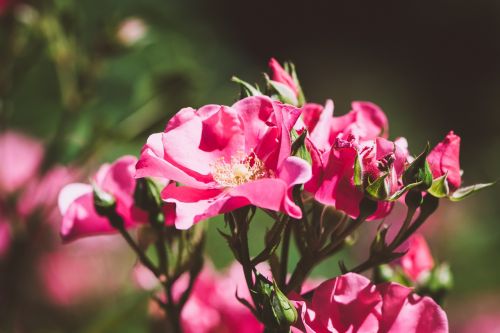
[231,76,262,98]
[264,73,299,106]
[403,144,433,190]
[286,62,305,106]
[134,178,162,212]
[270,280,298,327]
[387,181,423,201]
[428,174,450,198]
[92,183,116,217]
[365,173,389,201]
[291,129,311,165]
[353,154,363,187]
[448,181,497,201]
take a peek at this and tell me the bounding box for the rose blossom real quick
[58,155,147,242]
[135,95,312,229]
[427,131,461,191]
[291,272,448,333]
[309,135,408,220]
[300,100,389,152]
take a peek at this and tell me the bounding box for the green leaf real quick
[231,76,262,98]
[428,174,450,198]
[403,144,433,190]
[365,174,389,200]
[449,181,497,201]
[288,62,306,106]
[264,74,299,106]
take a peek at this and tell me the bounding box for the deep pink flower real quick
[136,96,311,229]
[300,100,389,152]
[398,234,435,282]
[310,136,408,220]
[58,155,147,242]
[292,273,448,333]
[427,131,461,190]
[0,131,44,194]
[269,58,299,97]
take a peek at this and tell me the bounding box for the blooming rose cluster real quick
[56,58,488,333]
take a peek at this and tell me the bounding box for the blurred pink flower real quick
[460,313,500,333]
[39,236,130,305]
[291,272,448,333]
[0,217,11,259]
[398,234,435,282]
[0,131,44,194]
[269,58,299,97]
[59,155,147,242]
[18,165,79,223]
[138,262,263,333]
[117,17,147,46]
[136,96,311,229]
[427,131,461,190]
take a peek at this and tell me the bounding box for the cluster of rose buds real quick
[58,58,495,333]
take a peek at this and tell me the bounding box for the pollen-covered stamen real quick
[211,152,272,187]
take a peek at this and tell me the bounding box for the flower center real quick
[211,152,271,187]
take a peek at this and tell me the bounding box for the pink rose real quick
[310,136,408,220]
[136,96,311,229]
[292,273,448,333]
[0,131,44,194]
[58,155,147,242]
[427,131,461,190]
[398,234,435,282]
[301,100,389,152]
[269,57,299,97]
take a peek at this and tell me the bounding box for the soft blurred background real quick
[1,0,499,332]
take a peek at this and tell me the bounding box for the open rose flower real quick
[427,131,461,191]
[397,234,435,282]
[58,155,147,242]
[309,135,408,220]
[136,96,312,229]
[291,272,448,333]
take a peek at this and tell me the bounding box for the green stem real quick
[278,219,292,289]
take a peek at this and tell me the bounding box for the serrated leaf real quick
[428,174,450,198]
[449,181,497,201]
[366,174,389,200]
